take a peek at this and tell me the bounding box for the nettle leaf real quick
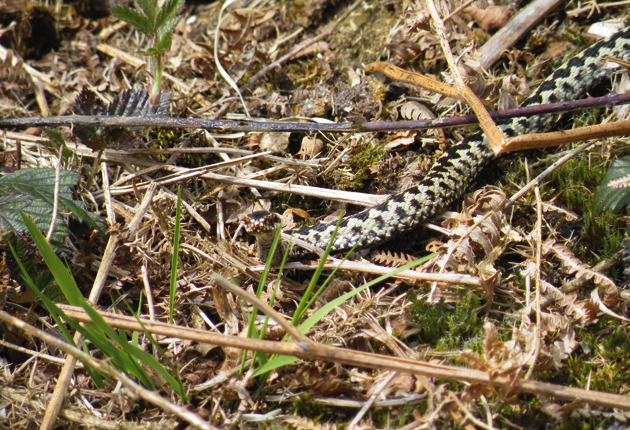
[0,169,105,247]
[156,32,172,52]
[111,7,154,35]
[156,0,184,29]
[594,156,630,212]
[136,0,159,27]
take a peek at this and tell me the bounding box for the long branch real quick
[0,92,628,134]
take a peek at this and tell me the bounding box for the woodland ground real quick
[1,0,630,429]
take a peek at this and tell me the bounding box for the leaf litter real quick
[1,0,630,428]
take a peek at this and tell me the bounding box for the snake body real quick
[246,28,630,259]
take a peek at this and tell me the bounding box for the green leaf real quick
[119,293,188,399]
[111,6,154,35]
[156,0,184,29]
[594,156,630,212]
[21,214,157,389]
[156,32,172,52]
[169,188,181,324]
[160,14,182,35]
[42,128,66,147]
[0,168,105,246]
[136,0,159,26]
[254,355,299,376]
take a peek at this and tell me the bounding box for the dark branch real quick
[0,92,629,134]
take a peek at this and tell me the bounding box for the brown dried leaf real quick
[543,239,618,306]
[591,288,630,322]
[370,250,418,267]
[283,417,338,430]
[295,365,363,398]
[540,397,584,419]
[430,186,509,271]
[383,130,418,151]
[399,101,435,121]
[297,136,323,158]
[259,132,290,153]
[464,5,512,32]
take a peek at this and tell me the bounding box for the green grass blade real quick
[240,225,283,375]
[22,213,155,389]
[292,212,345,325]
[253,255,435,377]
[118,291,188,400]
[169,188,182,324]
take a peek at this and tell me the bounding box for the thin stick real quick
[477,0,564,70]
[46,149,63,243]
[425,0,506,155]
[2,92,630,134]
[567,0,630,16]
[211,272,314,349]
[524,187,543,380]
[56,303,630,410]
[0,311,218,430]
[443,0,475,22]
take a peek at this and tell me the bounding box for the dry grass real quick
[1,0,630,428]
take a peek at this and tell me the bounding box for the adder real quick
[245,27,630,262]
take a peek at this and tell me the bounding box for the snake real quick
[245,27,630,262]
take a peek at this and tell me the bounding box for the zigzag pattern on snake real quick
[248,27,630,257]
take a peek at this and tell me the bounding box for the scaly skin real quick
[248,28,630,259]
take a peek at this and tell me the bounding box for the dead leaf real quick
[260,132,290,153]
[297,136,323,158]
[465,5,512,32]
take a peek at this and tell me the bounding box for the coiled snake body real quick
[246,28,630,261]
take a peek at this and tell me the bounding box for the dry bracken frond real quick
[429,186,515,272]
[543,239,618,306]
[370,250,419,267]
[607,174,630,189]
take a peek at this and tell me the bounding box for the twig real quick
[443,0,475,22]
[425,0,506,155]
[275,260,480,285]
[72,148,385,207]
[211,272,314,349]
[476,0,565,70]
[2,92,630,134]
[505,141,596,209]
[349,371,398,428]
[567,0,630,16]
[55,303,630,410]
[0,311,218,430]
[524,187,543,380]
[46,149,63,243]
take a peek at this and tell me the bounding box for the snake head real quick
[243,211,283,234]
[243,211,285,264]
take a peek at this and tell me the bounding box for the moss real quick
[541,155,625,261]
[347,140,385,189]
[372,403,422,428]
[408,290,484,351]
[542,321,630,395]
[148,128,217,168]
